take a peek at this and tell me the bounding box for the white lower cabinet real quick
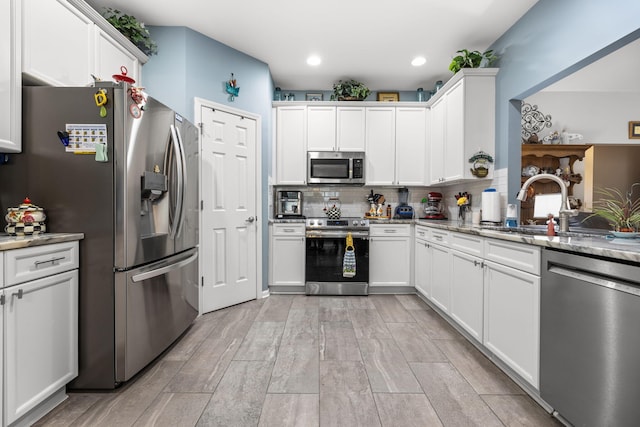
[269,224,305,288]
[414,226,541,390]
[2,240,79,426]
[413,226,429,298]
[5,270,78,426]
[450,249,484,341]
[483,260,540,389]
[428,242,450,312]
[369,224,411,288]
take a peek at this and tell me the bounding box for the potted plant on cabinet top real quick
[102,8,158,56]
[448,49,497,73]
[587,186,640,233]
[332,79,371,101]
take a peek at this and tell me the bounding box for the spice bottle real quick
[386,204,391,218]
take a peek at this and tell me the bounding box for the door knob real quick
[246,216,255,223]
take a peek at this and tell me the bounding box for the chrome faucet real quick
[517,173,578,232]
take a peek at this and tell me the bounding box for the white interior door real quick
[200,104,258,313]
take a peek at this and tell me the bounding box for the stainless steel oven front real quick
[305,218,369,295]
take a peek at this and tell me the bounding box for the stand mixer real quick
[423,192,446,219]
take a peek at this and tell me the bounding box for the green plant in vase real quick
[587,186,640,232]
[332,79,371,101]
[102,8,158,56]
[448,49,497,73]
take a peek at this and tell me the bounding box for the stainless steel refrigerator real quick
[0,84,199,389]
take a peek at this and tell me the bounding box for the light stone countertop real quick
[269,218,306,224]
[0,233,84,251]
[416,220,640,264]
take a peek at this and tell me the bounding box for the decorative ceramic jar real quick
[5,197,47,235]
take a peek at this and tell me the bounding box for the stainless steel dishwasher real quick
[541,248,640,426]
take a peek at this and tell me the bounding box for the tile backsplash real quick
[272,168,508,220]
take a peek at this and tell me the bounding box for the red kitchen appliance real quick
[423,192,446,219]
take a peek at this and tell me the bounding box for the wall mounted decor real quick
[225,73,240,101]
[629,121,640,139]
[306,93,323,101]
[377,92,399,102]
[521,102,552,142]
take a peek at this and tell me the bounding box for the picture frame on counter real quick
[306,93,323,101]
[629,121,640,139]
[377,92,399,102]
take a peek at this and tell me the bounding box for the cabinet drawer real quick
[450,232,484,257]
[4,241,79,286]
[484,238,540,275]
[427,229,449,245]
[370,224,411,237]
[272,223,305,236]
[415,225,429,241]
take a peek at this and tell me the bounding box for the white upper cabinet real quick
[365,107,396,186]
[395,107,428,186]
[307,106,337,151]
[429,96,446,184]
[443,80,466,181]
[94,27,141,85]
[429,69,497,185]
[22,0,146,87]
[22,0,94,86]
[336,107,366,151]
[0,0,21,153]
[276,106,307,185]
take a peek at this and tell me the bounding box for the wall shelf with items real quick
[520,144,592,223]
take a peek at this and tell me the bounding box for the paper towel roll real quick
[481,190,501,223]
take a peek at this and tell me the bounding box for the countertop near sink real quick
[0,233,84,251]
[417,220,640,264]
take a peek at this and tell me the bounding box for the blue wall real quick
[487,0,640,201]
[143,26,274,291]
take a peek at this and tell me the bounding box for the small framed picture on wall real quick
[629,121,640,139]
[306,93,323,101]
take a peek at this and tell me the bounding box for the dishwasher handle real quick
[548,264,640,297]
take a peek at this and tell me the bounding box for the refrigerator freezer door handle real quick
[168,124,185,238]
[174,124,188,238]
[131,251,198,283]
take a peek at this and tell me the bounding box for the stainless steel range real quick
[305,217,369,295]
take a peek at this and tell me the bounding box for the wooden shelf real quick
[521,144,592,159]
[520,144,591,224]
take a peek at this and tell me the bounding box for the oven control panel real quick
[305,217,369,228]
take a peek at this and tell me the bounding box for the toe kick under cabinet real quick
[2,241,79,427]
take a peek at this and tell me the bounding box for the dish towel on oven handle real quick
[343,232,356,278]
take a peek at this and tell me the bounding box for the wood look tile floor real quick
[36,295,561,427]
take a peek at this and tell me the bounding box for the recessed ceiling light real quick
[307,55,322,66]
[411,56,427,67]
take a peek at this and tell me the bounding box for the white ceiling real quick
[85,0,538,91]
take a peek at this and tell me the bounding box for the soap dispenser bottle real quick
[546,213,557,236]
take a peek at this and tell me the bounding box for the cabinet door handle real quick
[34,256,65,267]
[12,289,23,299]
[384,229,397,233]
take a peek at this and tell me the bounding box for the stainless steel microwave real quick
[307,151,365,185]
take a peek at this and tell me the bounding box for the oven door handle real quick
[305,231,370,239]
